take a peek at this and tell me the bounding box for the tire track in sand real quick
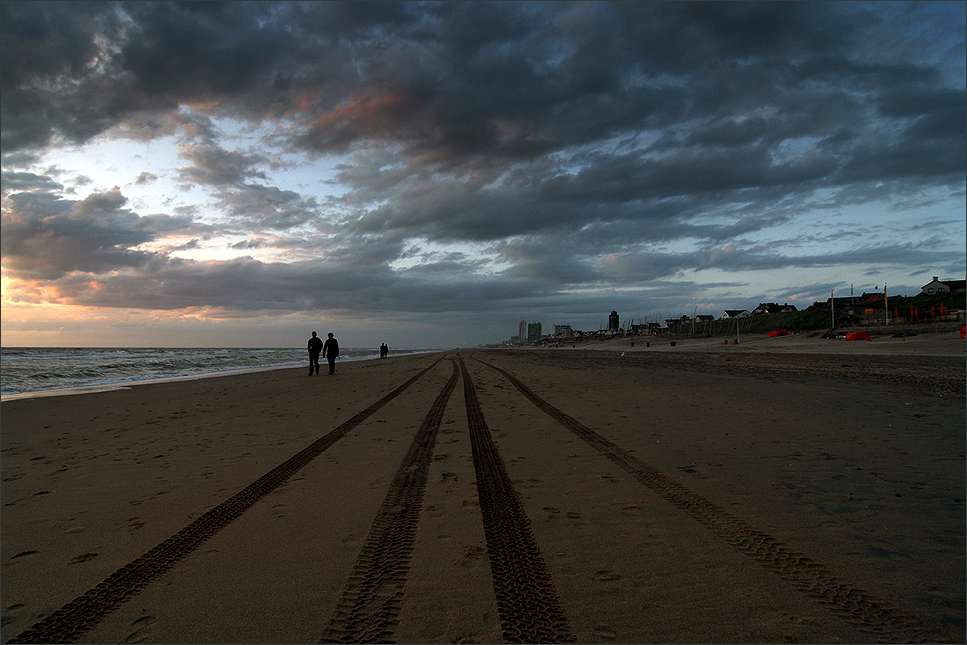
[459,357,576,644]
[322,359,459,643]
[473,355,955,644]
[10,359,442,645]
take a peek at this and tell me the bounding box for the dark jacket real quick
[323,337,339,358]
[308,336,323,355]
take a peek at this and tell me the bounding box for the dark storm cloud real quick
[1,1,964,328]
[115,110,220,144]
[177,144,268,186]
[0,170,64,195]
[1,188,192,279]
[1,1,126,152]
[5,1,961,170]
[174,143,326,229]
[217,184,325,230]
[34,249,542,315]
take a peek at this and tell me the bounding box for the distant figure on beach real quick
[323,332,339,374]
[380,343,388,359]
[307,331,323,375]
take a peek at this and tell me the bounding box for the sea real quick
[0,347,439,401]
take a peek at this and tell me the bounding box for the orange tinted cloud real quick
[298,88,422,152]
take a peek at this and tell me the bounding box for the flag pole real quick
[831,290,835,329]
[884,283,888,326]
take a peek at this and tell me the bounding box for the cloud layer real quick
[2,1,965,345]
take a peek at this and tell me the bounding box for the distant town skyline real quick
[507,276,964,337]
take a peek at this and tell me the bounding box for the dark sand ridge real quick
[1,333,964,643]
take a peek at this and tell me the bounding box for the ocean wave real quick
[1,347,438,398]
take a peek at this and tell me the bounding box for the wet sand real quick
[2,332,964,643]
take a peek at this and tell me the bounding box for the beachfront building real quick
[609,311,619,332]
[665,315,692,329]
[550,324,573,338]
[527,322,542,342]
[921,276,967,295]
[826,296,858,311]
[519,320,528,342]
[630,322,662,335]
[721,309,751,319]
[752,303,799,315]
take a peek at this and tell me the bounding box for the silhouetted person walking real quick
[323,332,339,374]
[307,331,323,375]
[380,343,388,358]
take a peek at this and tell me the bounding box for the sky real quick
[2,1,965,349]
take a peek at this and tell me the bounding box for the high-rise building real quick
[609,310,620,332]
[527,322,542,342]
[519,321,527,343]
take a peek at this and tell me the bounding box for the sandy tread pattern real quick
[459,357,576,644]
[10,360,441,645]
[322,360,459,643]
[474,355,955,644]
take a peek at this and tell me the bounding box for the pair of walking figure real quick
[307,331,338,375]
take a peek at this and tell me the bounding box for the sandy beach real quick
[2,332,964,644]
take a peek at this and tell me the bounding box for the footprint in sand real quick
[592,625,619,641]
[69,553,99,564]
[425,504,445,518]
[463,546,485,559]
[123,614,158,644]
[595,570,621,581]
[1,604,25,628]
